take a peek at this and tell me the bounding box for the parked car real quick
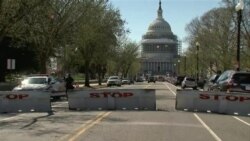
[12,74,66,99]
[122,78,134,85]
[203,74,217,91]
[136,77,144,82]
[148,76,156,83]
[181,77,197,90]
[174,76,185,86]
[210,70,250,93]
[203,71,223,90]
[107,76,122,87]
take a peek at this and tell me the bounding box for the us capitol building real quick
[140,0,180,76]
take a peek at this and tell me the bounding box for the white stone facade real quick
[141,0,178,76]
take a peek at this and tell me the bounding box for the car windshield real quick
[216,70,234,82]
[26,77,47,84]
[186,78,195,81]
[109,77,119,80]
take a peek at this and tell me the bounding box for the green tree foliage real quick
[72,0,125,86]
[0,0,44,81]
[184,1,250,78]
[22,0,83,73]
[119,41,140,78]
[0,0,44,41]
[106,36,140,79]
[0,0,139,84]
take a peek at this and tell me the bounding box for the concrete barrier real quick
[0,91,51,113]
[67,89,156,110]
[176,89,250,116]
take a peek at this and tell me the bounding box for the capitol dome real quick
[147,18,172,34]
[140,0,178,76]
[144,0,173,38]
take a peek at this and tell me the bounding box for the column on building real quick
[161,62,163,72]
[164,62,166,72]
[150,62,152,72]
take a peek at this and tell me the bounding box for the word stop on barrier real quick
[67,89,156,110]
[176,89,250,116]
[0,91,51,113]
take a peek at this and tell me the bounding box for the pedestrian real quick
[65,73,74,94]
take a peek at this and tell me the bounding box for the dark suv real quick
[174,76,185,86]
[211,70,250,93]
[148,76,156,83]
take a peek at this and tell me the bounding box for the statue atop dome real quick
[158,0,163,19]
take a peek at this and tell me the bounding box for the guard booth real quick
[176,89,250,116]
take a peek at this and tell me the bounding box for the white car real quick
[181,77,197,90]
[13,75,66,99]
[107,76,122,87]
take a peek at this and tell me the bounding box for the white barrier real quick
[176,89,250,116]
[0,91,51,113]
[67,89,156,110]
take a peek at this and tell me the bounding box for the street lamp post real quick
[177,59,180,75]
[184,55,187,75]
[235,0,244,71]
[196,42,200,82]
[173,63,176,76]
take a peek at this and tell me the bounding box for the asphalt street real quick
[0,82,249,141]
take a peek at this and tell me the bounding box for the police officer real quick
[65,73,74,94]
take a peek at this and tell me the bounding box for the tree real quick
[119,41,140,78]
[22,0,83,73]
[184,7,237,77]
[0,0,44,82]
[72,0,125,87]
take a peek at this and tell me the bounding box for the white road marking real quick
[194,113,222,141]
[164,83,176,95]
[233,116,250,126]
[99,121,203,128]
[0,114,24,121]
[168,82,222,140]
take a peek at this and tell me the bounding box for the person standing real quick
[65,73,74,94]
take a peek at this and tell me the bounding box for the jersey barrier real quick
[0,91,51,113]
[176,89,250,116]
[67,89,156,110]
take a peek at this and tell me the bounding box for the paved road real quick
[0,82,249,141]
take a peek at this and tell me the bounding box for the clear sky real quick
[109,0,222,49]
